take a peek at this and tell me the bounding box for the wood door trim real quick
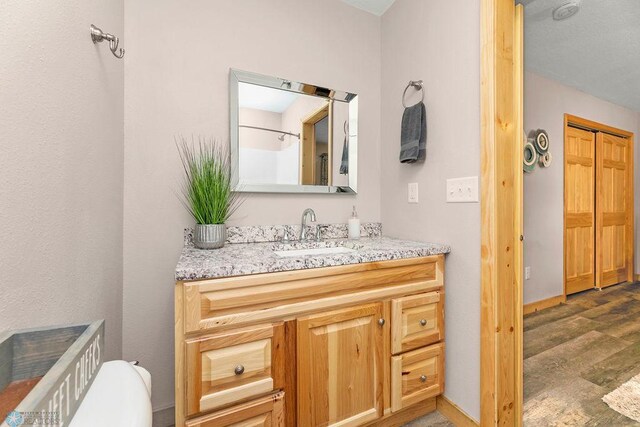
[300,103,330,185]
[480,1,523,425]
[566,114,635,138]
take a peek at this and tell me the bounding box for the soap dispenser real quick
[348,206,361,240]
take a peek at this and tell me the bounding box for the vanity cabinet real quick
[175,255,445,427]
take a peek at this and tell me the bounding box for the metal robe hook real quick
[90,24,125,59]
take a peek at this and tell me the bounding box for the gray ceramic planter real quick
[194,223,226,249]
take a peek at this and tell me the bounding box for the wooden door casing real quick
[296,303,384,427]
[596,132,632,288]
[564,126,596,295]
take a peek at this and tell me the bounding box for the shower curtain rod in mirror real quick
[239,124,300,140]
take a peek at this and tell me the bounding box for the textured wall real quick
[123,0,381,411]
[380,0,481,419]
[523,71,640,304]
[0,0,124,360]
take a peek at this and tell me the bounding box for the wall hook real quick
[90,24,125,59]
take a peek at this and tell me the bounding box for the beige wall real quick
[0,1,124,359]
[123,0,381,411]
[524,71,640,305]
[381,0,481,420]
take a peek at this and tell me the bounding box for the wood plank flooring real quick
[524,282,640,426]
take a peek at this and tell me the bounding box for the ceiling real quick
[238,83,298,113]
[521,0,640,112]
[340,0,396,16]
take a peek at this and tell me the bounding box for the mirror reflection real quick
[230,70,357,193]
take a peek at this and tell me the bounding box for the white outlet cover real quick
[446,176,479,203]
[525,266,531,280]
[408,182,419,203]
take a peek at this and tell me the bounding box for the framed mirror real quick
[230,69,358,194]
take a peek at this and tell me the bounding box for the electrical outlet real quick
[408,183,419,203]
[446,176,479,203]
[525,266,531,280]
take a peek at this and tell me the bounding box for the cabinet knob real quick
[234,365,245,375]
[419,319,427,327]
[420,375,427,383]
[378,318,385,326]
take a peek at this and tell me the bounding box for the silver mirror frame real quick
[229,69,358,194]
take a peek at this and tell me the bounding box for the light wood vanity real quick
[175,254,445,426]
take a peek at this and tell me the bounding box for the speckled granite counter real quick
[175,237,451,281]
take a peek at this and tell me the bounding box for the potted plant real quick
[177,136,243,249]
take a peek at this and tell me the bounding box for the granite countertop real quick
[175,236,451,281]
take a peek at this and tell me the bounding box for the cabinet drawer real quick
[185,391,285,427]
[391,291,444,354]
[185,323,285,416]
[391,343,444,412]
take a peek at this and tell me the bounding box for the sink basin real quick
[274,246,357,258]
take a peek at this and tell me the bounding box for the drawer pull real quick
[420,374,427,383]
[378,318,386,326]
[234,365,245,375]
[419,319,427,327]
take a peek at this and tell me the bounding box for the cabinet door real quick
[297,303,384,427]
[185,391,285,427]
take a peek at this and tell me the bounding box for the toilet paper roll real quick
[523,140,537,173]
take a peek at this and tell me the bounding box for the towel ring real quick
[402,80,424,108]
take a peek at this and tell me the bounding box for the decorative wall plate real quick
[524,140,537,173]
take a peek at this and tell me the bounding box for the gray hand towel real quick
[340,121,349,175]
[399,102,426,163]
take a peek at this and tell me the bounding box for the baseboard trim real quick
[635,274,640,283]
[436,396,479,427]
[152,405,175,427]
[523,294,566,315]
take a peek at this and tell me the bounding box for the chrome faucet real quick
[300,208,317,240]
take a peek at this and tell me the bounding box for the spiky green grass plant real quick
[177,136,243,225]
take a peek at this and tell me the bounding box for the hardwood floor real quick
[524,282,640,426]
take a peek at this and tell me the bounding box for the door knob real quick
[419,319,427,326]
[234,365,245,375]
[378,318,385,326]
[420,375,427,383]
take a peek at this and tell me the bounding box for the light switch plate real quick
[446,176,479,203]
[408,182,419,203]
[525,266,531,280]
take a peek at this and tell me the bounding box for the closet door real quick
[596,132,632,288]
[564,127,596,295]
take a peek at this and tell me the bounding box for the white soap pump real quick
[348,205,361,240]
